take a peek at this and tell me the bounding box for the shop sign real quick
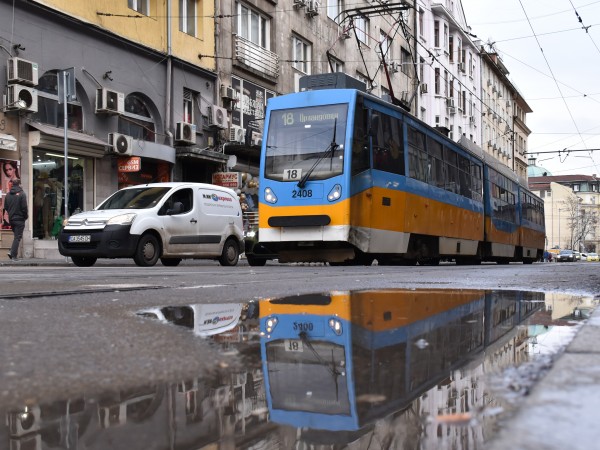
[0,133,17,151]
[212,172,241,188]
[118,157,141,172]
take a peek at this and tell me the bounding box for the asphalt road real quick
[0,259,598,412]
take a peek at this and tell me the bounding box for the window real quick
[401,48,411,75]
[236,2,270,49]
[379,31,392,63]
[183,88,195,124]
[372,113,404,175]
[119,94,156,142]
[328,56,344,73]
[449,36,454,62]
[180,0,196,36]
[292,35,311,74]
[434,20,440,47]
[327,0,343,23]
[34,71,83,131]
[355,15,369,46]
[434,68,440,95]
[128,0,149,15]
[408,126,427,182]
[573,184,580,192]
[418,8,424,36]
[443,24,448,50]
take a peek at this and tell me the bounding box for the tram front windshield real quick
[264,104,348,182]
[265,339,350,414]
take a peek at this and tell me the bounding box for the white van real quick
[58,182,244,267]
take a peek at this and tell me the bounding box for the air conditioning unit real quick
[389,62,399,73]
[446,97,455,108]
[220,85,235,101]
[341,29,352,40]
[448,106,456,115]
[420,83,428,94]
[506,100,512,108]
[252,131,263,147]
[175,121,197,145]
[306,0,320,16]
[469,116,475,124]
[6,57,39,86]
[108,132,133,156]
[96,88,124,114]
[294,0,307,8]
[7,406,41,436]
[208,105,228,129]
[6,84,38,112]
[458,62,465,72]
[229,125,245,143]
[400,91,409,103]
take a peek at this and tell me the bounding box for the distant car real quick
[557,249,575,262]
[574,251,581,261]
[586,252,599,262]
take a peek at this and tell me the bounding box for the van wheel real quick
[71,256,97,267]
[219,238,240,266]
[134,234,161,267]
[161,258,182,267]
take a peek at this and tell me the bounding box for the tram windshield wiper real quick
[297,119,338,189]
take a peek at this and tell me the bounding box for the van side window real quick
[159,188,193,215]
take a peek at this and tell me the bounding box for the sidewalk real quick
[489,306,600,450]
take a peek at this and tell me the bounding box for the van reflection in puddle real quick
[259,289,545,442]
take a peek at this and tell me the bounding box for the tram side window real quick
[351,106,370,175]
[373,114,405,175]
[408,126,427,182]
[457,154,471,198]
[471,163,483,202]
[426,137,444,188]
[444,146,459,194]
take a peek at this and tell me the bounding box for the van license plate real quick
[68,235,91,243]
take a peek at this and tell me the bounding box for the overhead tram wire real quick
[515,0,599,173]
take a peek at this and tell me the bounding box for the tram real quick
[255,73,544,265]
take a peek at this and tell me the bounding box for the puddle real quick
[3,289,596,449]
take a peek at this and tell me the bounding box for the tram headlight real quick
[327,184,342,202]
[328,318,343,335]
[264,187,278,204]
[265,316,279,333]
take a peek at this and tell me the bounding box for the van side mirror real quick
[167,202,183,215]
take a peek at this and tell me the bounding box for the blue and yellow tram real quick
[256,74,544,265]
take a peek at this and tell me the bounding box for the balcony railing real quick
[234,35,279,79]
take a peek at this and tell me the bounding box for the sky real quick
[461,0,600,177]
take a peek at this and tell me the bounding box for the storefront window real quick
[32,150,87,239]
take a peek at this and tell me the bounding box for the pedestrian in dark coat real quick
[4,178,28,260]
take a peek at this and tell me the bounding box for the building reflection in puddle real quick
[3,289,593,449]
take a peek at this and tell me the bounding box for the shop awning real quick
[27,122,107,158]
[0,133,17,151]
[176,146,230,164]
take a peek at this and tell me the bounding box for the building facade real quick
[529,172,600,252]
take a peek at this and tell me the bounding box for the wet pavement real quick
[1,288,595,449]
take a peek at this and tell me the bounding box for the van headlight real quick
[107,213,137,225]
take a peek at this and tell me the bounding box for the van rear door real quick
[196,187,240,255]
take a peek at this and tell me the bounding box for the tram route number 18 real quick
[283,168,302,181]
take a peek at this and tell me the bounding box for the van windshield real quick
[97,187,171,210]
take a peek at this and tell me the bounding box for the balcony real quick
[234,35,279,79]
